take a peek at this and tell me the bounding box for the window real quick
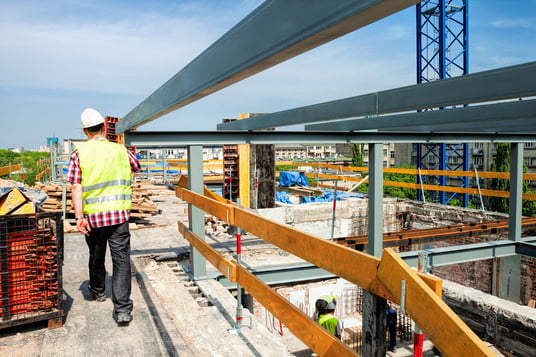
[364,150,368,157]
[525,158,532,166]
[524,142,534,149]
[474,142,483,149]
[390,151,395,159]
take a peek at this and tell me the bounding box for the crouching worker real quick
[315,295,343,339]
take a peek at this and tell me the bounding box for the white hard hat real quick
[80,108,105,128]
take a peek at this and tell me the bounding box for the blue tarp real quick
[301,188,364,204]
[275,191,293,204]
[279,171,309,187]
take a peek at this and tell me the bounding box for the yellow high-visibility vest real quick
[77,139,132,214]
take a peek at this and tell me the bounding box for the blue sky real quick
[1,0,535,150]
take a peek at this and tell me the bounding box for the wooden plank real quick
[377,248,493,357]
[385,180,536,200]
[178,187,442,297]
[0,164,21,176]
[233,205,442,299]
[176,175,232,205]
[239,143,250,208]
[176,187,235,225]
[177,221,237,283]
[281,161,536,180]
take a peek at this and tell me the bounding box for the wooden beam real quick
[376,248,493,357]
[279,161,536,180]
[233,205,442,298]
[0,164,21,176]
[177,186,442,297]
[176,187,235,225]
[177,174,232,205]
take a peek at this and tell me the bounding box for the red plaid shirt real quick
[67,140,141,228]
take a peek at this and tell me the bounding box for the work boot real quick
[88,284,106,302]
[116,312,133,324]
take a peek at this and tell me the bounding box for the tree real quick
[489,143,536,216]
[384,165,417,200]
[489,143,510,213]
[0,150,50,186]
[351,144,364,167]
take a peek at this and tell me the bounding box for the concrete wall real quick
[261,197,403,239]
[443,280,536,357]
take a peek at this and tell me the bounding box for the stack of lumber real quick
[34,182,71,212]
[33,182,161,218]
[130,183,160,218]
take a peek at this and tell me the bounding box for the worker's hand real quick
[76,218,91,236]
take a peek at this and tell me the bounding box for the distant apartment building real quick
[306,145,337,159]
[361,143,396,168]
[275,144,307,160]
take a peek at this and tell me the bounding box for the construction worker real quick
[315,295,343,339]
[386,305,397,351]
[67,108,140,325]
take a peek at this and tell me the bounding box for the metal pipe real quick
[474,167,485,211]
[235,198,243,331]
[330,180,338,241]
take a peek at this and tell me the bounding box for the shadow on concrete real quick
[134,269,180,356]
[60,289,74,323]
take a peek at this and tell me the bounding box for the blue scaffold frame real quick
[416,0,469,206]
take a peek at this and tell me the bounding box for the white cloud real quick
[490,18,536,29]
[0,0,262,95]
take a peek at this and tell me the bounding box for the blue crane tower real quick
[416,0,469,206]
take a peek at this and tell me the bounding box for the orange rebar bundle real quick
[0,225,58,318]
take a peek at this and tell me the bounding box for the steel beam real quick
[117,0,420,134]
[381,117,536,133]
[305,99,536,132]
[368,143,383,258]
[509,143,523,241]
[124,131,536,147]
[215,239,536,289]
[188,145,207,279]
[399,237,536,268]
[516,242,536,258]
[213,263,335,289]
[218,61,536,130]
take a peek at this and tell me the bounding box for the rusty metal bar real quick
[335,217,536,248]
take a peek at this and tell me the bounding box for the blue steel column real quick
[188,145,207,279]
[416,0,469,206]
